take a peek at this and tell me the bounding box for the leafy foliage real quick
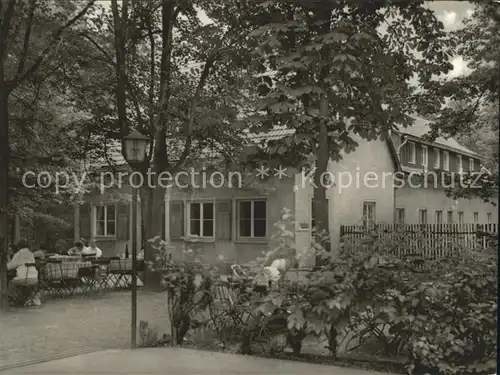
[420,1,499,203]
[147,236,217,346]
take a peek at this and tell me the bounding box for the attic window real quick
[469,158,474,172]
[443,151,450,171]
[408,142,416,164]
[433,148,440,169]
[421,145,428,167]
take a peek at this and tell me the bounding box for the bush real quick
[343,243,498,374]
[147,237,218,346]
[284,229,497,374]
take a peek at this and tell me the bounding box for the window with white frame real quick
[408,142,416,164]
[469,158,474,172]
[395,208,405,225]
[95,204,116,236]
[457,154,463,173]
[473,212,479,224]
[418,209,428,224]
[443,151,450,171]
[433,148,440,169]
[458,211,464,225]
[487,213,492,223]
[238,200,267,238]
[435,210,443,224]
[421,145,428,166]
[447,211,453,224]
[189,202,214,237]
[362,201,376,226]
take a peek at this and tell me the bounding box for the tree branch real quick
[12,0,97,90]
[81,32,115,65]
[14,0,37,82]
[0,0,16,63]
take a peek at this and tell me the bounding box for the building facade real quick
[73,117,498,264]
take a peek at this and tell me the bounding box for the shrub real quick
[147,237,218,346]
[344,239,498,375]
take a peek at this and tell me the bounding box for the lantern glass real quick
[123,130,149,164]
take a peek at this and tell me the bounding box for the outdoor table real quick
[108,259,145,289]
[48,255,81,262]
[43,260,92,297]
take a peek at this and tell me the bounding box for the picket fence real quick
[340,223,498,259]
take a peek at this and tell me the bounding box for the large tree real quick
[421,1,499,202]
[0,0,95,310]
[67,0,259,288]
[244,0,453,251]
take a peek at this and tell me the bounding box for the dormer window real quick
[408,142,416,164]
[469,158,474,172]
[443,151,449,171]
[421,145,428,167]
[433,148,440,169]
[457,155,463,173]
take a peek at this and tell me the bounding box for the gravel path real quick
[0,291,170,368]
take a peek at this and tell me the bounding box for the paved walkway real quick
[2,348,394,375]
[0,291,169,369]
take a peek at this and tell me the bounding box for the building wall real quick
[392,132,482,173]
[396,185,498,224]
[297,136,397,251]
[77,184,138,258]
[166,176,296,265]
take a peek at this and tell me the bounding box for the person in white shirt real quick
[82,239,102,258]
[8,239,40,306]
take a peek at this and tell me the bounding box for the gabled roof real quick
[246,126,401,171]
[395,115,481,158]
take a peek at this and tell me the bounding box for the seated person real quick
[54,239,68,255]
[32,244,46,260]
[82,239,102,258]
[8,239,39,305]
[67,241,84,256]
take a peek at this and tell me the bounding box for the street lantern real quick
[123,129,149,165]
[122,129,149,349]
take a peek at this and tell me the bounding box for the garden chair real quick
[44,259,80,297]
[108,257,132,289]
[8,262,40,307]
[90,258,112,292]
[108,258,144,289]
[78,262,100,294]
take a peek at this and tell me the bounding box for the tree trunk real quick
[312,7,332,254]
[312,99,331,252]
[0,90,10,311]
[140,181,165,290]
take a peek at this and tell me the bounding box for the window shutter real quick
[117,203,129,240]
[161,201,165,240]
[80,203,91,239]
[170,201,184,240]
[216,201,231,240]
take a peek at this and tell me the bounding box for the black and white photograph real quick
[0,0,498,374]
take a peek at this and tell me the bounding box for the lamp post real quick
[123,129,149,349]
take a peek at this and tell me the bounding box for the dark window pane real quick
[107,221,116,235]
[203,219,214,237]
[190,203,200,220]
[190,220,200,235]
[254,219,266,237]
[254,201,266,219]
[203,203,214,220]
[239,219,251,237]
[97,221,105,236]
[239,201,251,220]
[97,207,105,221]
[107,205,115,220]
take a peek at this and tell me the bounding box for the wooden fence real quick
[340,223,498,259]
